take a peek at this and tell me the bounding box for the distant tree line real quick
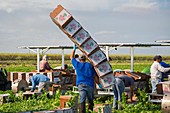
[0,53,170,61]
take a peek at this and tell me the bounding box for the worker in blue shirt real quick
[70,44,102,113]
[30,74,50,92]
[159,56,170,81]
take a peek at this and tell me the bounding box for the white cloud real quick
[0,0,19,13]
[0,0,170,54]
[112,0,159,13]
[0,0,57,13]
[0,0,112,13]
[60,0,110,11]
[0,0,164,13]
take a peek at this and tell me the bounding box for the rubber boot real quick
[79,102,86,113]
[88,104,93,113]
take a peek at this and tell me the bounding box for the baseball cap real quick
[153,55,161,61]
[79,54,86,60]
[114,69,123,73]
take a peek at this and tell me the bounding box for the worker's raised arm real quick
[70,50,75,60]
[70,44,77,60]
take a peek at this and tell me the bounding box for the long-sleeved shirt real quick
[40,60,52,71]
[150,61,170,79]
[31,74,50,90]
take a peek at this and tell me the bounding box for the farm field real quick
[1,53,170,72]
[0,53,166,112]
[0,89,161,113]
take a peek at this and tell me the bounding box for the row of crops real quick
[0,53,163,112]
[1,53,170,61]
[1,53,170,72]
[0,90,161,113]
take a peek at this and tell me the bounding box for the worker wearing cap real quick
[70,44,102,113]
[150,55,170,93]
[113,69,134,109]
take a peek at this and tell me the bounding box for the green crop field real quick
[0,53,169,72]
[0,53,164,112]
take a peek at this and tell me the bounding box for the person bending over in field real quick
[40,55,53,72]
[30,74,50,92]
[112,69,134,109]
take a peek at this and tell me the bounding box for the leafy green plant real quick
[64,90,79,108]
[94,95,113,105]
[0,90,18,102]
[0,90,62,112]
[94,96,104,104]
[113,89,161,113]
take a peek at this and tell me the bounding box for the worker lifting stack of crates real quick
[50,5,115,88]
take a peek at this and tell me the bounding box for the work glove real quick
[73,44,77,51]
[98,84,103,89]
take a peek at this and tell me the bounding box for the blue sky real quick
[0,0,170,55]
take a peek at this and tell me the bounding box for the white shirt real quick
[150,61,170,79]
